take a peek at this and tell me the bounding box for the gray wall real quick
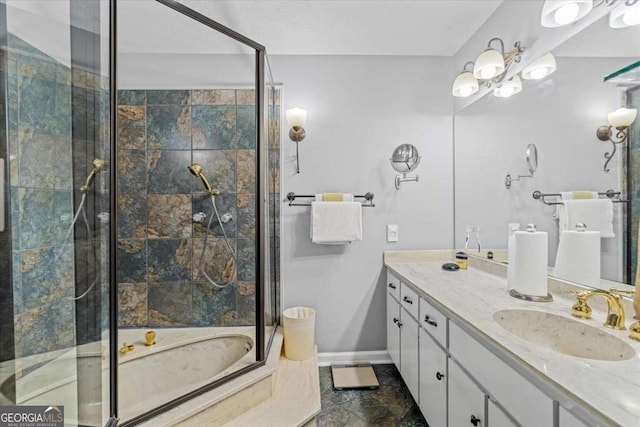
[270,55,454,352]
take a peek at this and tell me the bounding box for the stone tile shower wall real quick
[6,35,76,357]
[117,88,279,328]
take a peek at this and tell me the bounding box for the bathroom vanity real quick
[384,250,640,427]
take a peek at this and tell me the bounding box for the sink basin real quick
[493,309,636,361]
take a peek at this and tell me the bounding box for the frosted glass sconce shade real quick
[473,48,505,80]
[286,107,307,127]
[610,3,640,28]
[522,53,557,80]
[494,75,522,98]
[452,71,479,97]
[541,0,592,27]
[608,108,637,128]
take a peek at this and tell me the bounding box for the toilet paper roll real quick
[513,230,548,297]
[553,230,600,286]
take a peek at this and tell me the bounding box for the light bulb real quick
[623,9,640,26]
[554,3,580,25]
[480,66,497,79]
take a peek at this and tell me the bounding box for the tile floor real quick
[316,364,429,426]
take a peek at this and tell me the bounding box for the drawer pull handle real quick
[388,283,397,289]
[436,371,444,381]
[470,415,481,426]
[424,315,438,327]
[393,317,398,324]
[403,296,413,304]
[397,321,403,328]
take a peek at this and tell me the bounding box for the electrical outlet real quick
[387,224,398,242]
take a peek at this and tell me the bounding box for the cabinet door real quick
[488,399,517,427]
[559,407,589,427]
[400,307,420,403]
[419,328,447,427]
[387,292,401,369]
[449,359,484,427]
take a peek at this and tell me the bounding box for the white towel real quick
[557,199,614,238]
[310,201,362,244]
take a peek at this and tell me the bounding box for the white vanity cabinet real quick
[488,400,517,427]
[559,407,590,427]
[448,359,485,427]
[400,306,420,402]
[386,285,401,368]
[418,328,447,427]
[449,321,554,427]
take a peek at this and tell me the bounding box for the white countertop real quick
[384,251,640,427]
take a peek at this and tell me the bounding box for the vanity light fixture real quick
[452,62,479,98]
[286,107,307,174]
[540,0,593,27]
[609,1,640,27]
[597,107,637,172]
[452,38,524,98]
[494,75,523,98]
[522,53,557,80]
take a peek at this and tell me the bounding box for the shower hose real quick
[197,194,237,289]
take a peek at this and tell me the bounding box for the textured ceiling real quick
[117,0,504,56]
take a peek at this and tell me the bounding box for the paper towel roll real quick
[506,223,520,290]
[553,230,600,286]
[513,230,548,297]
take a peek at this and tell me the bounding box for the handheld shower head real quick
[187,163,217,196]
[81,158,105,193]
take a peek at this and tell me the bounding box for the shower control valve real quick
[192,212,207,224]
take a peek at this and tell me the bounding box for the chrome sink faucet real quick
[570,289,626,330]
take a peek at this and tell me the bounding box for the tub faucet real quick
[145,331,156,346]
[119,343,135,355]
[570,289,626,330]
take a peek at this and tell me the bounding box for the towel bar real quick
[286,192,375,207]
[532,189,628,206]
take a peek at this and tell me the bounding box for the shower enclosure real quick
[0,0,281,425]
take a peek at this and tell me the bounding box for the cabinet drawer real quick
[419,297,447,347]
[386,270,400,300]
[400,283,419,320]
[450,322,554,426]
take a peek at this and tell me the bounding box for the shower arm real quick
[81,159,105,193]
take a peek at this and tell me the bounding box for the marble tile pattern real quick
[117,89,281,329]
[385,252,640,427]
[6,34,77,358]
[316,364,427,427]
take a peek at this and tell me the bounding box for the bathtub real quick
[0,327,255,426]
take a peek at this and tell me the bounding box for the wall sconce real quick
[452,38,524,98]
[597,107,637,172]
[286,107,307,174]
[494,75,522,98]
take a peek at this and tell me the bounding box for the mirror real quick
[526,143,538,175]
[391,144,421,189]
[454,11,640,289]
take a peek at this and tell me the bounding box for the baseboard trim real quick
[317,350,392,367]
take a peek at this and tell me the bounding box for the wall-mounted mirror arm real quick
[505,143,538,189]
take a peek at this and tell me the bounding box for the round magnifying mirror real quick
[526,143,538,175]
[390,144,421,173]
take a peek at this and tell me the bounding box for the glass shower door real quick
[0,1,112,426]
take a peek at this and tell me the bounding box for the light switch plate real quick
[387,224,398,242]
